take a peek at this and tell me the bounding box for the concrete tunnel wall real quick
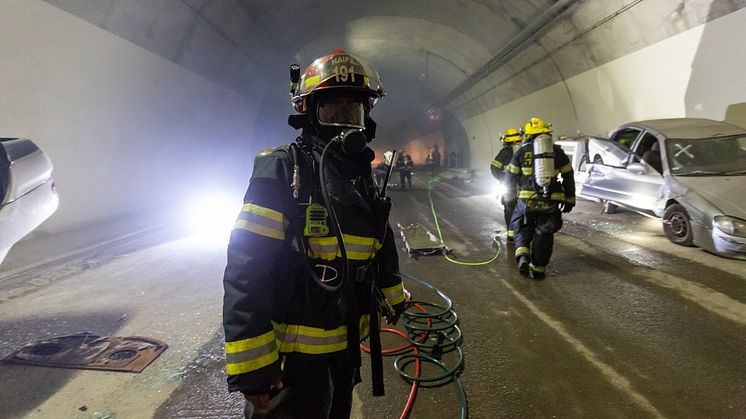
[459,7,746,165]
[3,0,746,238]
[1,0,260,234]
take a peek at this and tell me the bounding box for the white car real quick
[0,138,59,266]
[581,119,746,259]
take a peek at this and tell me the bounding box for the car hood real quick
[674,175,746,218]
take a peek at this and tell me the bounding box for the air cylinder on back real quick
[532,134,555,198]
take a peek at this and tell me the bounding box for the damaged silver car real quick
[582,118,746,259]
[1,137,59,266]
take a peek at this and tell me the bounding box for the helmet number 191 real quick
[333,66,356,83]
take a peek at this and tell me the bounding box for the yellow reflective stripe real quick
[234,203,286,240]
[307,234,379,261]
[507,229,514,237]
[491,160,503,169]
[506,163,520,174]
[382,282,406,306]
[529,263,545,272]
[521,167,533,175]
[308,236,338,261]
[515,247,530,257]
[273,322,347,355]
[559,163,573,173]
[226,350,279,375]
[226,330,275,353]
[225,330,279,375]
[343,233,377,260]
[517,190,565,201]
[359,314,370,340]
[565,196,576,204]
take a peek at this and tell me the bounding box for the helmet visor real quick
[317,96,365,129]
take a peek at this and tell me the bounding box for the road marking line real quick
[559,235,746,326]
[501,279,666,419]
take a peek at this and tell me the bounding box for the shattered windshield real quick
[666,135,746,176]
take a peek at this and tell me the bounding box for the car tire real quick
[663,203,694,246]
[593,155,604,165]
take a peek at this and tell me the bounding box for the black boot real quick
[529,267,545,280]
[516,255,529,277]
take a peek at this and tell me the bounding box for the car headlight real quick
[714,216,746,237]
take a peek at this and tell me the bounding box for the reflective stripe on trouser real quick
[503,199,516,236]
[529,263,545,273]
[512,201,563,269]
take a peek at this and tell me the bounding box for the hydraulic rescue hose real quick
[361,273,467,419]
[426,174,500,266]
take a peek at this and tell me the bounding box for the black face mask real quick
[334,129,368,155]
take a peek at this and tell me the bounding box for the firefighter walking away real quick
[222,50,406,418]
[504,117,575,280]
[490,127,523,242]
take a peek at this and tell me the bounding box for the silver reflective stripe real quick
[345,242,373,254]
[310,242,337,254]
[275,329,347,346]
[238,211,283,231]
[225,340,277,365]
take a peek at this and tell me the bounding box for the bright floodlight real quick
[185,193,240,243]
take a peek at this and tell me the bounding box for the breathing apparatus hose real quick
[426,174,500,266]
[361,273,467,419]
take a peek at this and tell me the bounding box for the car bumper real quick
[711,230,746,260]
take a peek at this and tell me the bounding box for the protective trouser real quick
[399,170,412,188]
[511,204,563,273]
[244,354,358,419]
[501,197,516,239]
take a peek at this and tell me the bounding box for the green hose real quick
[394,273,468,419]
[426,175,500,266]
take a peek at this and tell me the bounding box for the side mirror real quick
[627,162,646,173]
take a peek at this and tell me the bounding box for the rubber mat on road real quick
[398,223,446,256]
[3,332,167,373]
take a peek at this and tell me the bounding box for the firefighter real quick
[504,117,575,280]
[222,50,406,418]
[490,128,523,242]
[396,151,413,188]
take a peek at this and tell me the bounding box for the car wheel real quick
[593,155,604,165]
[663,203,694,246]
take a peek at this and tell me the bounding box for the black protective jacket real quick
[490,146,514,182]
[504,138,576,211]
[222,140,405,395]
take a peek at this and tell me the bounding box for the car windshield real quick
[666,135,746,176]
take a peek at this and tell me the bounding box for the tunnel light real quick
[184,193,240,243]
[491,182,507,199]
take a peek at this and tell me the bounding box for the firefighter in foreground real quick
[222,50,406,418]
[490,128,523,242]
[504,117,575,279]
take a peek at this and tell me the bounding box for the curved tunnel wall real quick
[457,6,746,169]
[1,0,260,233]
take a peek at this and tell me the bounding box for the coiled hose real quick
[362,273,467,419]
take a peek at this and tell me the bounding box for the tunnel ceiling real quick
[44,0,744,146]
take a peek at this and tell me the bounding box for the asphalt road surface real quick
[1,169,745,419]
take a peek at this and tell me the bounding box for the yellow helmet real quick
[523,117,552,135]
[500,128,522,143]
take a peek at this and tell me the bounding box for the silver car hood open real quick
[675,176,746,218]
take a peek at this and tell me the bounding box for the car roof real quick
[623,118,746,139]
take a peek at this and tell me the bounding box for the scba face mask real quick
[317,95,366,130]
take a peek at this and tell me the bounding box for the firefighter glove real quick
[560,202,574,213]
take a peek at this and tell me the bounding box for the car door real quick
[583,132,664,211]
